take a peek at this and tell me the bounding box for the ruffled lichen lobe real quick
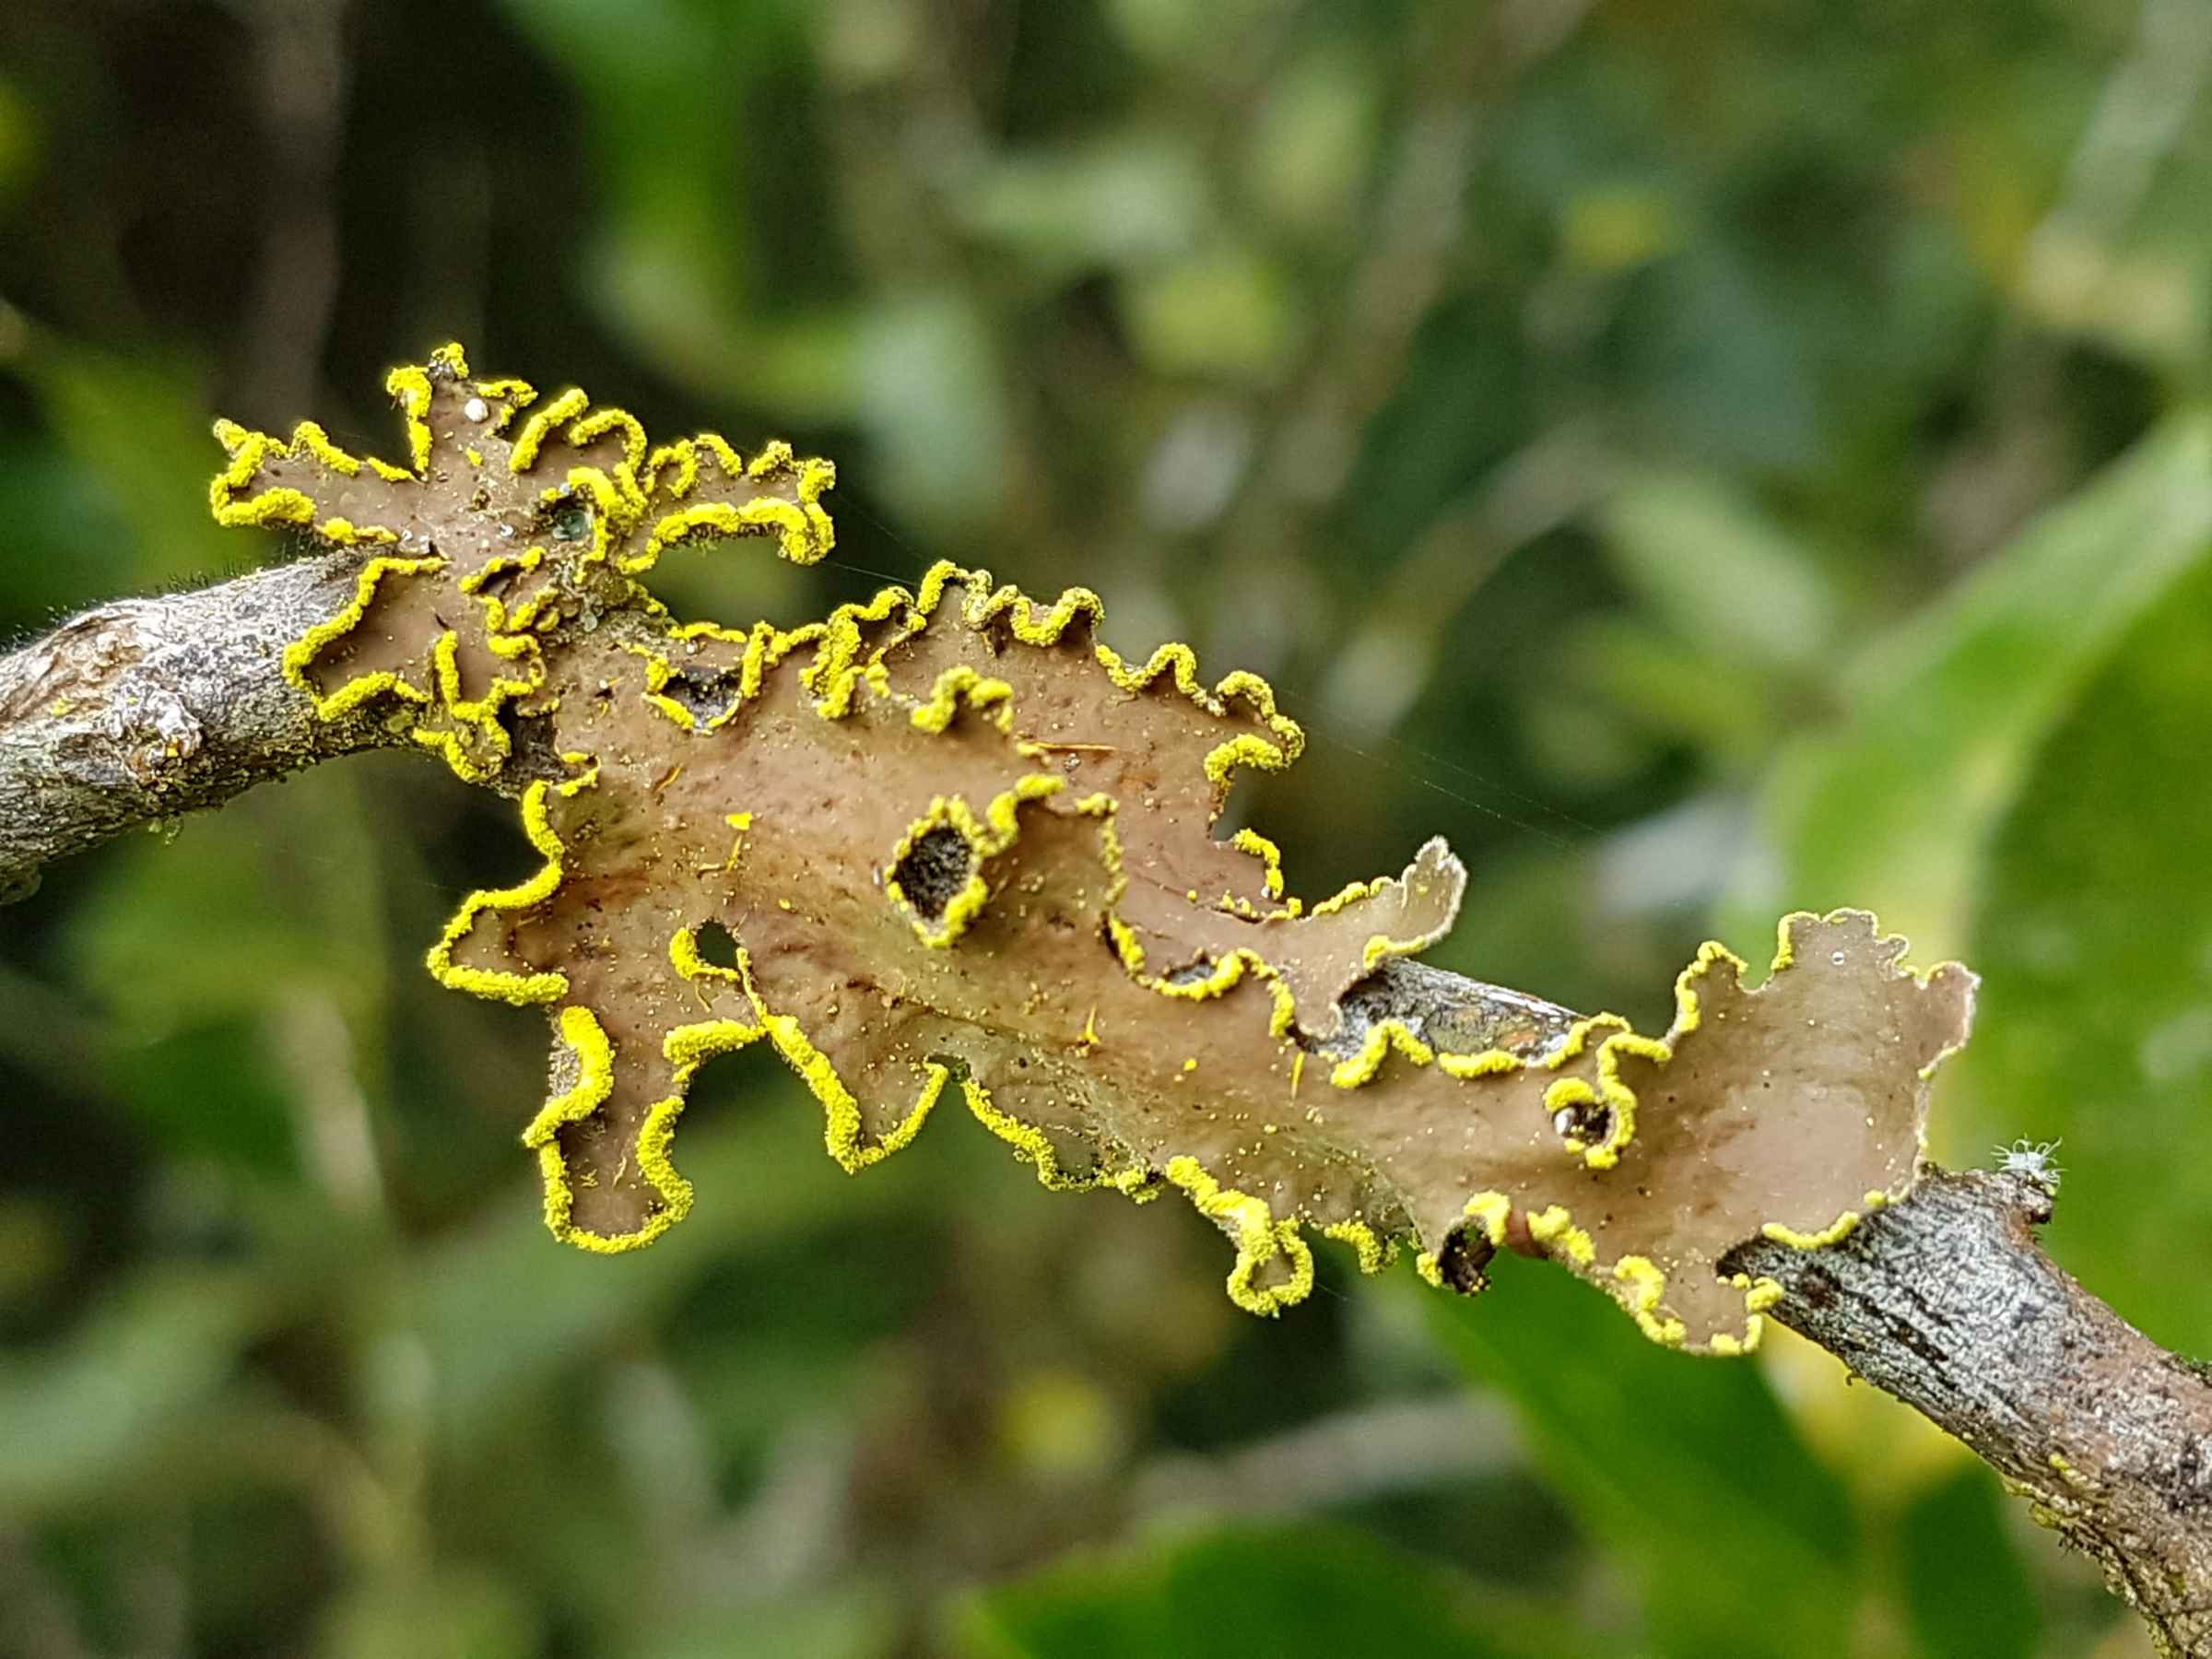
[211,347,1979,1349]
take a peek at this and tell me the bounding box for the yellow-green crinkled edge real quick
[424,780,572,1005]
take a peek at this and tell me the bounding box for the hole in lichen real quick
[1550,1100,1612,1147]
[659,666,743,724]
[548,503,594,542]
[1162,957,1218,987]
[694,920,740,971]
[500,709,564,782]
[1433,1222,1495,1296]
[892,825,975,922]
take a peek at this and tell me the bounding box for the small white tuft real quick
[1993,1136,2064,1190]
[464,396,490,424]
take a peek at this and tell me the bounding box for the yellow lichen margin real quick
[425,781,571,1005]
[1327,942,1747,1174]
[509,386,591,473]
[629,453,837,573]
[412,627,542,785]
[670,925,747,989]
[1711,1273,1785,1356]
[960,1077,1154,1199]
[758,1010,945,1174]
[1760,1211,1861,1250]
[385,348,472,475]
[1227,827,1286,900]
[1163,1155,1315,1316]
[885,775,1065,947]
[1136,947,1300,1039]
[1462,1191,1512,1249]
[1612,1255,1688,1347]
[1321,1218,1395,1274]
[1524,1205,1596,1266]
[525,1009,764,1256]
[1328,1018,1435,1089]
[910,664,1016,734]
[893,563,1303,793]
[523,1006,619,1246]
[278,555,447,718]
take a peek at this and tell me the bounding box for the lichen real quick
[209,347,1980,1352]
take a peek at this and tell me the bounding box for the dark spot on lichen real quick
[1434,1221,1495,1295]
[694,919,741,970]
[893,824,974,922]
[1163,957,1218,986]
[500,708,565,782]
[549,503,594,543]
[1551,1099,1612,1146]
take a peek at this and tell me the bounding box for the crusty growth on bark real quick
[202,346,1977,1350]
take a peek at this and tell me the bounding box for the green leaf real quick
[64,771,390,1040]
[1727,411,2212,958]
[956,1519,1559,1659]
[1598,469,1838,677]
[956,134,1209,276]
[1897,1464,2040,1658]
[0,1267,263,1512]
[18,335,239,587]
[407,1083,941,1452]
[1963,553,2212,1348]
[1418,1265,1859,1659]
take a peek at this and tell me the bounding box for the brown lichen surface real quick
[210,347,1978,1351]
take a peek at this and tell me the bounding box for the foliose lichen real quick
[208,347,1978,1350]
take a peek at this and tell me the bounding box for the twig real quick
[1725,1170,2212,1655]
[0,550,403,902]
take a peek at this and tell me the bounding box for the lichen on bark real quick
[206,346,1977,1351]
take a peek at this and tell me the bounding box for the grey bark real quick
[1,557,2208,1651]
[1724,1171,2212,1656]
[0,550,400,902]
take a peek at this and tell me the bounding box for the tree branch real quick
[0,549,402,902]
[1724,1170,2212,1655]
[5,551,2206,1651]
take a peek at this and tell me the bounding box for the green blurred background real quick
[0,0,2207,1653]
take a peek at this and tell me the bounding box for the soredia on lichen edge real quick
[207,346,1980,1353]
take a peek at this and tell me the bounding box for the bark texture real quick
[0,550,401,902]
[1725,1171,2212,1657]
[2,558,2208,1650]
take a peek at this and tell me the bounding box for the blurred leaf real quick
[407,1084,939,1451]
[1729,412,2212,958]
[1963,555,2212,1349]
[1105,0,1291,71]
[853,293,1011,532]
[1418,1265,1859,1659]
[0,438,136,615]
[1121,247,1302,384]
[640,1589,898,1659]
[0,1267,262,1512]
[105,1020,297,1176]
[0,74,40,202]
[318,1568,541,1659]
[501,0,846,419]
[958,135,1208,276]
[1247,53,1379,238]
[65,775,388,1036]
[957,1519,1563,1659]
[1598,470,1837,676]
[1565,613,1776,772]
[16,335,236,586]
[1898,1464,2040,1658]
[1619,244,1821,471]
